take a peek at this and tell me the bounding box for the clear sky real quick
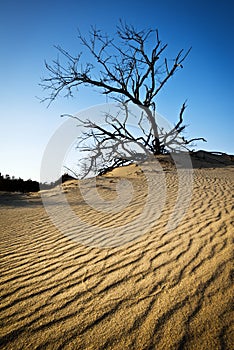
[0,0,233,181]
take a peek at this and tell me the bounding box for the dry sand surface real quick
[0,157,233,349]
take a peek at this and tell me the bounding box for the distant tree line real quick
[0,173,39,192]
[0,173,76,193]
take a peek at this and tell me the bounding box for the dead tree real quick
[41,21,206,176]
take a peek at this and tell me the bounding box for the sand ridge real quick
[0,165,233,349]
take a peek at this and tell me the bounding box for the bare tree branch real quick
[41,21,205,176]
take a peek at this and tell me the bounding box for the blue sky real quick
[0,0,233,181]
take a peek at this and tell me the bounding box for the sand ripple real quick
[0,168,233,349]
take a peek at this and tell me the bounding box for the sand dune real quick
[0,161,233,349]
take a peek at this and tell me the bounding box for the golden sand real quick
[0,163,233,349]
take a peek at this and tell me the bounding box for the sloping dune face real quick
[0,166,233,349]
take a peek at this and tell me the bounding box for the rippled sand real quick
[0,164,233,349]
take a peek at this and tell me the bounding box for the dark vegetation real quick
[0,173,75,193]
[0,173,39,193]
